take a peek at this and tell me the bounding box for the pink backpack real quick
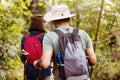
[24,34,44,65]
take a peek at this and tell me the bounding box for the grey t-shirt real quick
[43,26,93,80]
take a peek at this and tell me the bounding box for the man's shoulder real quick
[77,29,87,35]
[77,29,90,40]
[44,31,58,40]
[78,29,85,33]
[45,31,57,36]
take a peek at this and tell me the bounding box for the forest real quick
[0,0,120,80]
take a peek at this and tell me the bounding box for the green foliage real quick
[37,1,46,15]
[0,0,31,79]
[92,48,120,80]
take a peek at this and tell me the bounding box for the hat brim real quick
[44,12,76,22]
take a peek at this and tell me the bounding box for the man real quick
[34,4,97,80]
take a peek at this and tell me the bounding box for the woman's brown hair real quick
[28,14,46,33]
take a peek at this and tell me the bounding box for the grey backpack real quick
[53,28,90,80]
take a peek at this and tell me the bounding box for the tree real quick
[0,0,31,79]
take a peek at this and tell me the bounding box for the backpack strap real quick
[72,28,79,34]
[52,29,65,57]
[52,29,65,62]
[52,29,66,80]
[52,29,65,37]
[25,33,44,38]
[34,33,44,38]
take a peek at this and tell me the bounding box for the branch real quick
[95,29,120,44]
[91,0,105,78]
[94,0,105,52]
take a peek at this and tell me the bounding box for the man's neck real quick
[55,22,69,28]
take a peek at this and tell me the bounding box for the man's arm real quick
[86,48,97,65]
[39,50,53,69]
[82,30,97,65]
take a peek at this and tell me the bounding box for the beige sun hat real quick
[44,4,76,22]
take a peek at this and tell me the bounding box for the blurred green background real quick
[0,0,120,80]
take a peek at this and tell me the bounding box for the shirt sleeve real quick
[86,34,93,48]
[83,31,93,49]
[79,30,93,49]
[43,32,53,51]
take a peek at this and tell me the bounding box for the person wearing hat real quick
[34,5,97,80]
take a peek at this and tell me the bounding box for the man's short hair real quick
[52,18,70,23]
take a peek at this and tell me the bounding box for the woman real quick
[20,14,51,80]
